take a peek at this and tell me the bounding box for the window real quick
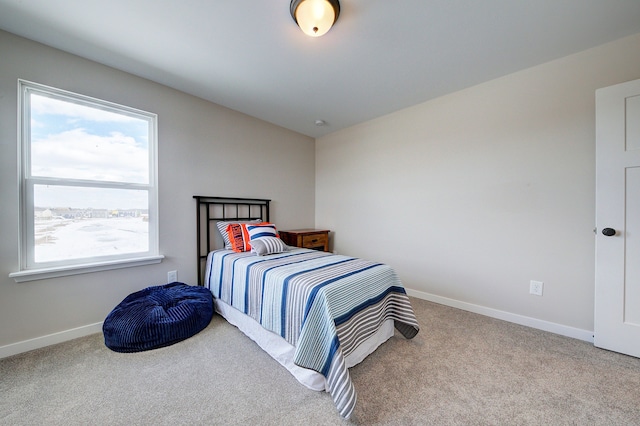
[11,80,162,282]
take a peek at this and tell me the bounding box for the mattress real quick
[214,297,395,391]
[204,248,419,418]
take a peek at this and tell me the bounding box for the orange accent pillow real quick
[226,223,246,252]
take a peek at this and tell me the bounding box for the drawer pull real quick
[311,239,318,243]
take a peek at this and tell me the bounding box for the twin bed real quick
[194,196,419,418]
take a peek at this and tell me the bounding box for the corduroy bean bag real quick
[103,282,213,353]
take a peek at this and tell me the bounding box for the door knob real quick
[602,228,616,236]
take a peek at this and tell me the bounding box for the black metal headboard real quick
[194,196,271,285]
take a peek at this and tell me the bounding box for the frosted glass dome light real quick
[290,0,341,37]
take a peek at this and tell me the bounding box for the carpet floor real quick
[1,298,640,425]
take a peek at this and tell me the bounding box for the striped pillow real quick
[251,237,289,256]
[243,222,278,240]
[227,222,280,252]
[239,223,279,251]
[217,219,261,249]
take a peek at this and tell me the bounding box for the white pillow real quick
[250,237,289,256]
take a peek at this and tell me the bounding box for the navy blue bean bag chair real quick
[103,282,213,353]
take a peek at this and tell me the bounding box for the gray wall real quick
[4,28,640,355]
[316,33,640,338]
[0,30,315,353]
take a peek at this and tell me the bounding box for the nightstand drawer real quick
[279,229,330,252]
[302,233,327,249]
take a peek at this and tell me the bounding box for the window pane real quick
[18,80,158,275]
[29,93,150,184]
[34,185,149,263]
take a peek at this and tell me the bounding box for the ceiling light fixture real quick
[290,0,340,37]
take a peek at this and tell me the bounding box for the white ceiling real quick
[1,0,639,138]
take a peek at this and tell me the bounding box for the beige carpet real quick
[1,298,640,425]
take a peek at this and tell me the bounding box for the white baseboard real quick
[0,322,103,359]
[406,288,594,343]
[0,291,594,359]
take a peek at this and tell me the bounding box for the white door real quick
[594,78,640,357]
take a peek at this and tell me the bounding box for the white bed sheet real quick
[214,298,395,392]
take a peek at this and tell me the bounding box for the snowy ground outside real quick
[35,216,148,262]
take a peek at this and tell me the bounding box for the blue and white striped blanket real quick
[204,248,419,418]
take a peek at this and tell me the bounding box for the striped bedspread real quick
[204,248,419,418]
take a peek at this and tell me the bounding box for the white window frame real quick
[10,80,162,282]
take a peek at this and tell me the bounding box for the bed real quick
[194,196,419,418]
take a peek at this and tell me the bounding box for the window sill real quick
[9,255,165,283]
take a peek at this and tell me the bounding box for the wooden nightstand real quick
[279,229,330,252]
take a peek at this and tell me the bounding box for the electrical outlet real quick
[167,270,178,283]
[530,280,543,296]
